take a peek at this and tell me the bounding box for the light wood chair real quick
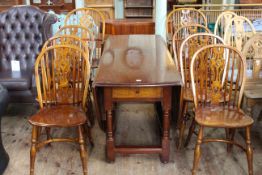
[190,44,253,175]
[214,11,238,39]
[166,8,207,52]
[242,34,262,118]
[64,8,105,68]
[176,33,225,149]
[28,45,91,175]
[55,25,95,66]
[172,24,211,70]
[224,15,256,52]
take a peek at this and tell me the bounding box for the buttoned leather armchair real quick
[0,6,56,103]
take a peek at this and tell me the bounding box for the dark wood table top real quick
[93,35,181,87]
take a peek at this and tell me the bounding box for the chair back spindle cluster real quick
[35,45,90,110]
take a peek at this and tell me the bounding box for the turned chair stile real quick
[214,11,238,39]
[166,8,207,53]
[176,33,225,149]
[172,24,211,71]
[190,44,253,175]
[28,45,91,175]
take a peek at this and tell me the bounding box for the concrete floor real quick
[1,103,262,175]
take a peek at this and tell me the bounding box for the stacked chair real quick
[28,7,106,175]
[166,8,207,54]
[169,8,257,175]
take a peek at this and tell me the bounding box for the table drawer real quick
[112,87,163,99]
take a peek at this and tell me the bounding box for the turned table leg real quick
[104,88,115,162]
[106,110,115,162]
[160,87,172,163]
[160,109,170,163]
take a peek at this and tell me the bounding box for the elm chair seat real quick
[195,107,254,128]
[0,6,56,103]
[29,105,87,127]
[0,85,9,174]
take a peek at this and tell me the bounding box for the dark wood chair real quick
[28,45,91,175]
[176,33,225,149]
[190,44,253,175]
[42,34,95,128]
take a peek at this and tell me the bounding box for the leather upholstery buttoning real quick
[0,6,57,101]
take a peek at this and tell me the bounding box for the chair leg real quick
[30,125,38,175]
[84,123,94,147]
[192,126,203,175]
[184,119,196,147]
[87,89,95,127]
[36,127,42,141]
[246,126,253,175]
[78,125,88,175]
[227,129,235,153]
[177,101,188,149]
[45,127,52,146]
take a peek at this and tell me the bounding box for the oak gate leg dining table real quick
[93,35,182,163]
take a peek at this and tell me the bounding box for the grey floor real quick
[1,103,262,175]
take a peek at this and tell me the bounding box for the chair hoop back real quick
[166,8,207,42]
[214,11,238,38]
[224,15,256,51]
[55,25,95,65]
[64,8,105,42]
[179,33,225,86]
[172,24,211,70]
[35,45,90,110]
[190,44,246,109]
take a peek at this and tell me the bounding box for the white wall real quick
[75,0,84,8]
[155,0,167,40]
[115,0,124,19]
